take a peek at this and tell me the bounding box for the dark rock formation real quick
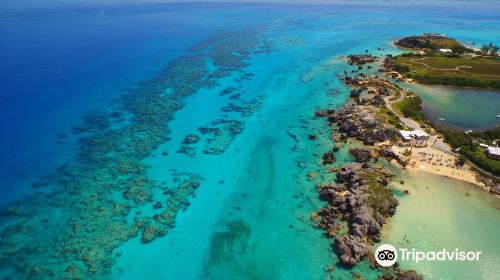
[315,165,398,266]
[347,54,377,65]
[360,116,377,128]
[398,270,424,280]
[378,269,424,280]
[331,106,395,147]
[315,109,336,117]
[350,89,361,98]
[351,205,383,241]
[490,185,500,195]
[349,148,372,162]
[334,235,369,266]
[344,76,360,86]
[379,147,408,167]
[322,151,337,165]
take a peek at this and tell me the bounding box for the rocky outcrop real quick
[344,76,361,86]
[351,205,384,241]
[315,109,335,117]
[350,89,362,99]
[349,148,372,162]
[315,165,398,266]
[360,116,377,128]
[347,54,377,65]
[311,55,424,277]
[379,147,408,167]
[322,150,337,165]
[399,270,425,280]
[490,185,500,195]
[378,269,424,280]
[334,235,369,266]
[332,107,395,146]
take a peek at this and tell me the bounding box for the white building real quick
[439,48,453,54]
[486,146,500,160]
[398,130,413,141]
[422,33,446,38]
[398,130,430,141]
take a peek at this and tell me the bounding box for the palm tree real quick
[490,45,500,56]
[480,44,490,55]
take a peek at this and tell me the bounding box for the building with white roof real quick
[398,130,429,141]
[439,48,453,54]
[486,146,500,160]
[398,130,413,141]
[422,33,446,38]
[412,130,429,140]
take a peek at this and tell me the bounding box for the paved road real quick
[384,89,451,153]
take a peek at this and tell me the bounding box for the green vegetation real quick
[393,55,500,89]
[464,149,500,175]
[391,35,500,174]
[393,63,410,73]
[480,43,500,56]
[358,169,397,215]
[437,126,500,175]
[396,36,466,52]
[378,106,404,129]
[402,149,412,156]
[394,93,427,122]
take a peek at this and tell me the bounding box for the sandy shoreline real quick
[339,60,496,193]
[392,145,484,187]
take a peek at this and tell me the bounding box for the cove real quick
[403,83,500,131]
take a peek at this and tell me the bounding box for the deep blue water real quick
[0,3,295,203]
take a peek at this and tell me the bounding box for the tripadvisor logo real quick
[375,244,398,267]
[374,244,482,267]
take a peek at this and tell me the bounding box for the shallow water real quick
[384,170,500,279]
[404,83,500,131]
[1,2,500,280]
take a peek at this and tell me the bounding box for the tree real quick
[451,44,466,55]
[457,154,467,165]
[490,45,500,56]
[480,44,490,55]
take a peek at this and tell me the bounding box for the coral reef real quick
[0,26,273,279]
[177,134,201,157]
[199,119,245,155]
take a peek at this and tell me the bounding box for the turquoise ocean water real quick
[1,2,499,279]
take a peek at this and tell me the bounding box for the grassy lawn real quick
[394,55,500,88]
[427,38,462,49]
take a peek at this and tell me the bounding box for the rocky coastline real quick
[314,164,398,265]
[311,54,427,279]
[312,49,500,279]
